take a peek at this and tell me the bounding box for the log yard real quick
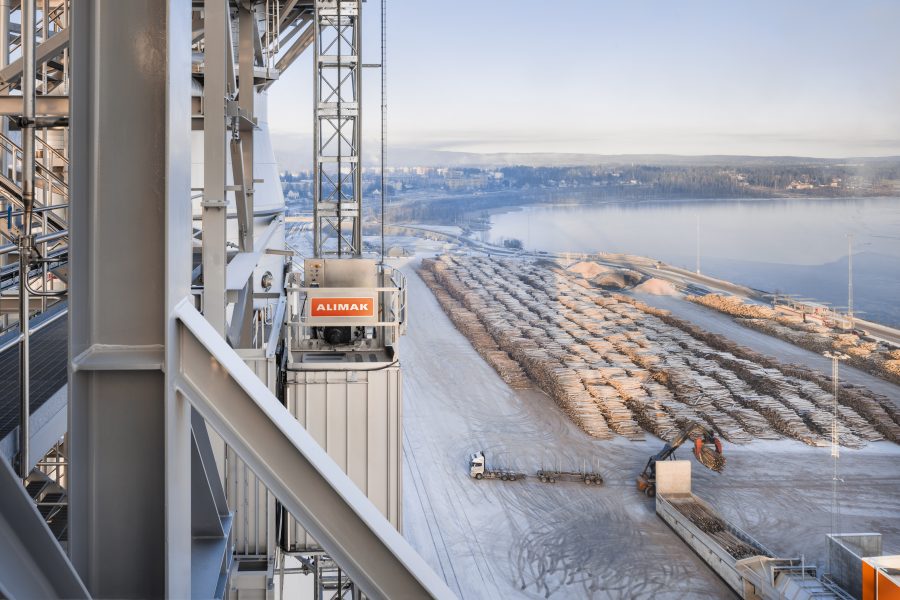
[3,3,898,599]
[381,228,900,599]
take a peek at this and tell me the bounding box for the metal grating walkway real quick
[0,303,68,440]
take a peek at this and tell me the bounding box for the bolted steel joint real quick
[17,234,42,265]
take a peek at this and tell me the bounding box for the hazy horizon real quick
[267,0,900,165]
[270,132,900,172]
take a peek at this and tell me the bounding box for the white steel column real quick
[68,0,192,597]
[237,2,255,252]
[203,0,228,335]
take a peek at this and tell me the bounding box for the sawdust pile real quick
[634,278,679,296]
[567,261,611,279]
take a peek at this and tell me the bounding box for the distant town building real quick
[787,180,815,190]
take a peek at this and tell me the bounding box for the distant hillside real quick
[270,133,900,171]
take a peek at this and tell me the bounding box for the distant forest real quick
[383,161,900,225]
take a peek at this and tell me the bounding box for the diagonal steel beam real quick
[270,19,314,80]
[0,27,68,86]
[173,298,454,600]
[0,454,89,598]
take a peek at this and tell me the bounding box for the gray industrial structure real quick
[0,1,452,598]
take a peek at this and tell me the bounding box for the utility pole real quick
[847,233,854,329]
[823,350,849,566]
[695,216,701,275]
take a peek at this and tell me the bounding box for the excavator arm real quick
[637,422,726,496]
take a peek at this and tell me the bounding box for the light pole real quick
[823,351,849,543]
[847,234,854,329]
[695,215,701,275]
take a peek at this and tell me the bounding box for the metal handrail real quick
[7,1,67,55]
[0,296,66,356]
[35,134,68,172]
[0,229,66,255]
[0,130,68,193]
[5,202,68,216]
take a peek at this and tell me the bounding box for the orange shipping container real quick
[862,556,900,600]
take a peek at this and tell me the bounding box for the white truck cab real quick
[469,451,485,478]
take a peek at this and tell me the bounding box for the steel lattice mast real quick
[314,0,362,257]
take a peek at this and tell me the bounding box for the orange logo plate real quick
[310,297,375,318]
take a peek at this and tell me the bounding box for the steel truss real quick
[314,0,362,257]
[0,1,452,598]
[278,551,363,600]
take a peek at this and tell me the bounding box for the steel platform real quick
[0,302,68,441]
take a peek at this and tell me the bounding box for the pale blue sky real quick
[267,0,900,158]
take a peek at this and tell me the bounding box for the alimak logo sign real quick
[310,297,375,318]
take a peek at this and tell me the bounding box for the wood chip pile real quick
[420,256,900,447]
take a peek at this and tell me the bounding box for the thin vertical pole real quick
[353,0,362,257]
[847,233,854,329]
[831,355,839,537]
[0,0,8,178]
[695,215,700,274]
[380,0,386,259]
[17,0,36,480]
[336,0,342,257]
[312,5,320,257]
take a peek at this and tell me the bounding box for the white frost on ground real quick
[400,256,900,599]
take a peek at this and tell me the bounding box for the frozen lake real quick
[484,197,900,327]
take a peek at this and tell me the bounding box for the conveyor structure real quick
[655,461,853,600]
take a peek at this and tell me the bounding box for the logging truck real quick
[469,451,603,485]
[468,451,525,481]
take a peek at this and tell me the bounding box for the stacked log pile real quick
[418,265,530,389]
[673,499,765,560]
[615,293,900,444]
[689,293,776,319]
[419,255,899,448]
[688,294,900,387]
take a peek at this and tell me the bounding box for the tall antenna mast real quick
[380,0,386,259]
[695,216,701,275]
[847,233,854,328]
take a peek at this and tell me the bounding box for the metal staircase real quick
[0,130,68,238]
[0,0,68,93]
[313,555,357,600]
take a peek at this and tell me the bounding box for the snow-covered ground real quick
[398,254,900,599]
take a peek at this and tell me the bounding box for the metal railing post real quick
[0,0,8,179]
[16,0,35,480]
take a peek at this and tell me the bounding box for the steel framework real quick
[313,0,362,257]
[0,1,453,597]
